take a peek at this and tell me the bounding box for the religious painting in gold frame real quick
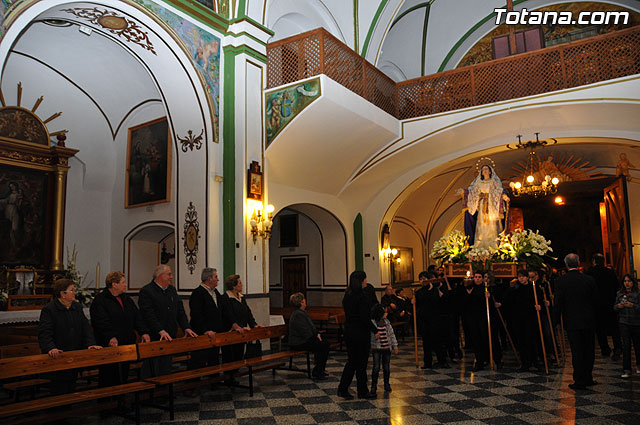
[125,117,171,208]
[393,247,414,284]
[247,161,262,201]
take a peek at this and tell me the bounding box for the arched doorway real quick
[269,203,348,308]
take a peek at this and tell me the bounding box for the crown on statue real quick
[475,157,496,175]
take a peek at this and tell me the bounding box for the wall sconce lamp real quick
[250,204,275,243]
[382,247,401,263]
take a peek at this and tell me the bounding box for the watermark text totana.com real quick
[494,8,629,26]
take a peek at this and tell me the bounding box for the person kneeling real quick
[288,292,330,380]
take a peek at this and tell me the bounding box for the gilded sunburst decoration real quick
[62,7,156,55]
[0,83,65,146]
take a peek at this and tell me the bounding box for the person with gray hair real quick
[139,265,197,377]
[188,267,229,372]
[553,253,599,390]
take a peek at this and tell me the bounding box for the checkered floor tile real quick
[81,338,639,424]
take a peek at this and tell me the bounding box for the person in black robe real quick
[587,253,622,360]
[554,253,599,390]
[39,279,102,394]
[91,271,150,387]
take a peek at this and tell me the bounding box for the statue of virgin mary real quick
[461,162,509,249]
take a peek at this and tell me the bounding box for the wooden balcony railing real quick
[267,26,640,120]
[267,28,397,116]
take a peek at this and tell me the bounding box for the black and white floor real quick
[86,341,639,425]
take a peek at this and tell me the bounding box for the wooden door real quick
[603,177,633,277]
[282,257,307,307]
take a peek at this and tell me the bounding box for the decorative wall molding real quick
[182,202,200,274]
[62,7,156,55]
[178,129,204,152]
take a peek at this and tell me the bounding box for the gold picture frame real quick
[125,117,172,208]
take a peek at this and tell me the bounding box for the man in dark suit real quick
[139,265,198,377]
[188,267,227,369]
[553,253,599,390]
[587,253,622,360]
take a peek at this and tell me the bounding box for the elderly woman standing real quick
[222,274,261,362]
[38,279,102,395]
[288,292,330,380]
[91,271,150,387]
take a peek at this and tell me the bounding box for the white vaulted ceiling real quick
[3,9,161,142]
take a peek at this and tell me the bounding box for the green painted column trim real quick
[353,0,359,54]
[222,45,237,277]
[229,15,275,36]
[437,0,529,72]
[161,0,229,33]
[354,213,364,271]
[360,0,388,57]
[420,4,431,76]
[390,1,431,30]
[227,30,268,47]
[237,0,247,18]
[224,44,267,63]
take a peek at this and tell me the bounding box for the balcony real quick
[267,26,640,120]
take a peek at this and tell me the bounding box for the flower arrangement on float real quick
[431,229,554,274]
[468,246,498,271]
[430,230,470,264]
[495,229,553,269]
[63,245,95,306]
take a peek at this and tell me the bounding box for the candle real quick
[96,262,100,290]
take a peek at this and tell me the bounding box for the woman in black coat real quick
[221,274,262,362]
[338,271,379,399]
[38,279,102,394]
[90,271,150,386]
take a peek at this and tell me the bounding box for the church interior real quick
[0,0,639,424]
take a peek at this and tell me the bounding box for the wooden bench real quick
[0,343,50,402]
[138,325,309,420]
[0,345,154,424]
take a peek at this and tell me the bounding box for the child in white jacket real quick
[370,303,399,395]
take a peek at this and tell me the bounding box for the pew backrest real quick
[0,342,41,359]
[137,325,288,360]
[0,345,138,380]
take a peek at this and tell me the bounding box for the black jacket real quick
[38,299,96,353]
[189,285,229,334]
[288,308,318,346]
[553,270,598,330]
[342,290,377,342]
[222,292,257,329]
[90,289,148,346]
[138,281,190,340]
[587,265,619,314]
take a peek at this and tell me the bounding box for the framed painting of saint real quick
[0,164,50,267]
[125,117,171,208]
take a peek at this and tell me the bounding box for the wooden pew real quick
[0,343,50,401]
[0,345,154,424]
[138,325,309,420]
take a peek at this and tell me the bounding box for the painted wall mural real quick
[134,0,221,142]
[458,2,639,68]
[266,78,321,147]
[0,0,26,41]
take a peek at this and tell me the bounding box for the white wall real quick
[389,220,424,282]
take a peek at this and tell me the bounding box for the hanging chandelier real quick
[507,133,560,198]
